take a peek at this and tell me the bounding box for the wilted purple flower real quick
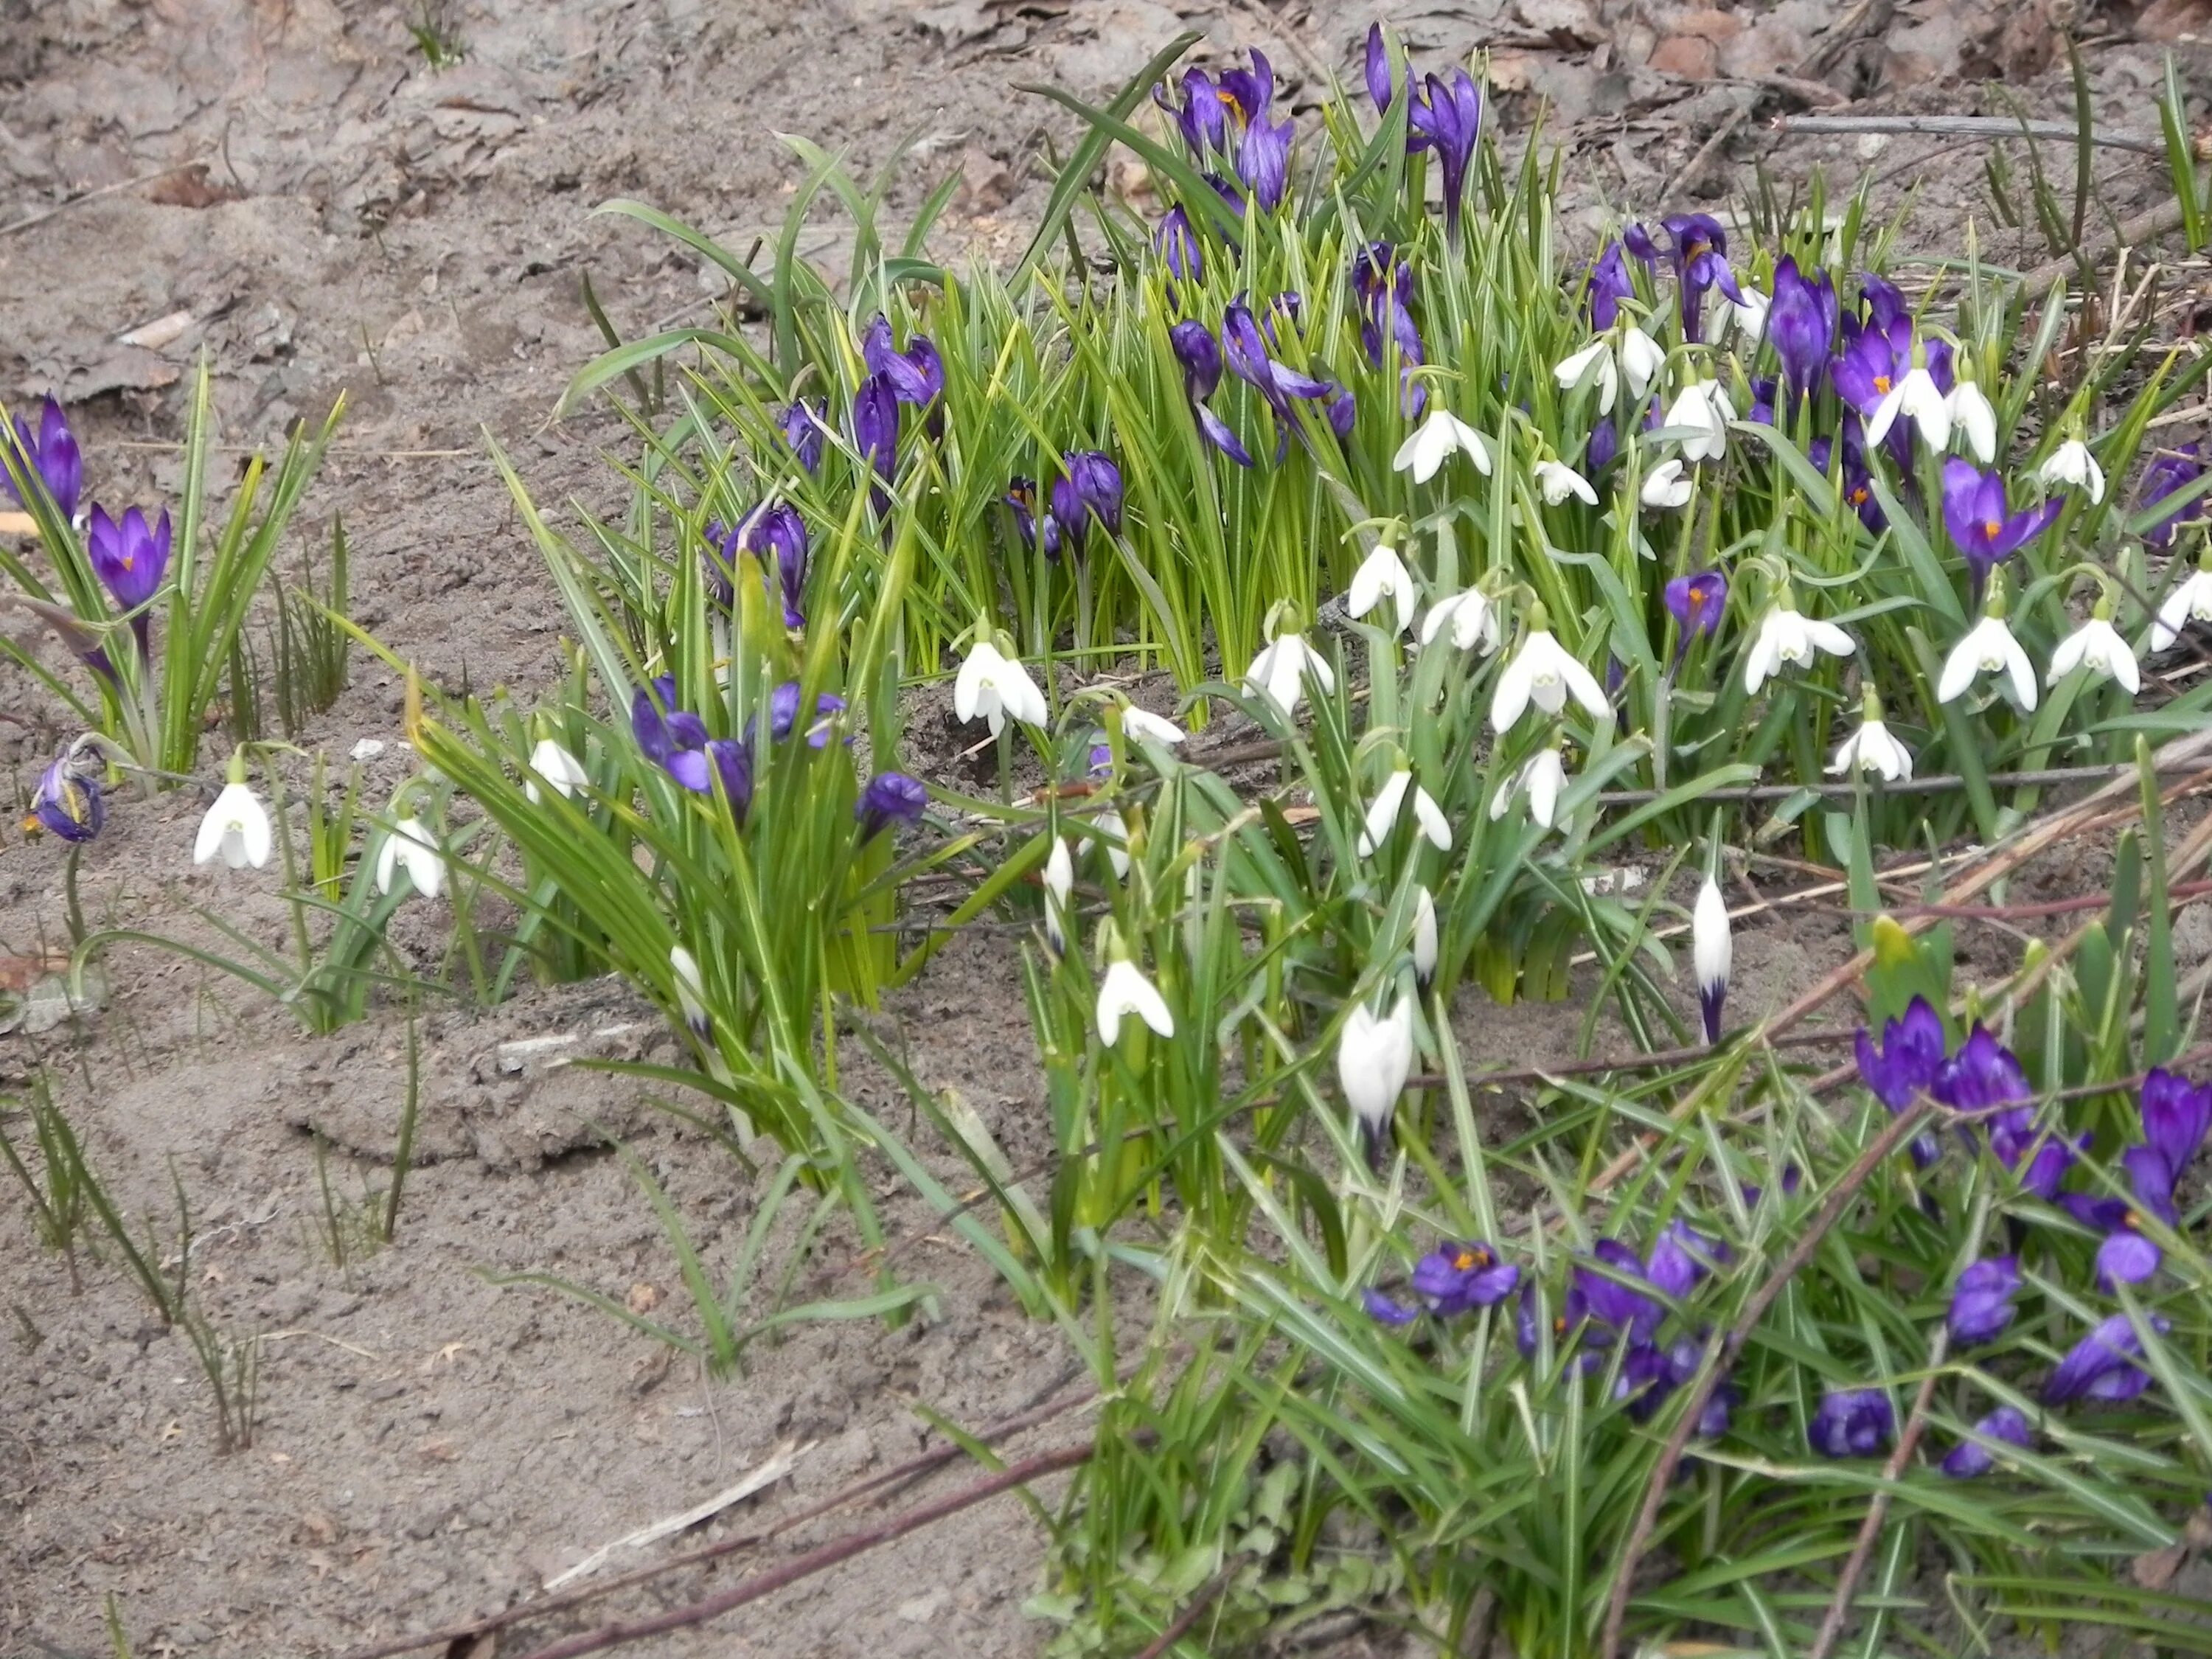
[1663,569,1728,650]
[2044,1312,2167,1405]
[856,771,928,841]
[766,681,846,748]
[2140,444,2207,549]
[4,397,82,518]
[779,399,826,473]
[87,504,171,658]
[1408,69,1483,236]
[27,751,103,843]
[1809,1388,1894,1458]
[737,504,809,628]
[1947,1255,2022,1346]
[1154,206,1203,284]
[1409,1241,1520,1315]
[1658,213,1743,344]
[633,678,712,793]
[1168,319,1253,467]
[1941,459,2061,598]
[1581,240,1637,330]
[1933,1026,2029,1116]
[1764,257,1837,403]
[1941,1405,2032,1478]
[706,737,752,823]
[1746,377,1778,428]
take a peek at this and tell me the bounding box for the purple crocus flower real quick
[737,504,809,628]
[1048,450,1123,557]
[1941,459,2061,599]
[1155,66,1231,160]
[1408,69,1483,236]
[1585,416,1620,476]
[86,504,171,658]
[779,399,826,473]
[706,737,752,823]
[1324,383,1356,440]
[1222,299,1336,459]
[4,397,82,518]
[1933,1026,2030,1116]
[853,372,900,512]
[766,681,846,748]
[1941,1405,2032,1478]
[1663,569,1727,653]
[1764,257,1837,403]
[1573,1239,1664,1346]
[1624,223,1660,266]
[2140,444,2207,549]
[1154,206,1203,284]
[1408,1241,1520,1315]
[1220,53,1294,210]
[1809,1388,1894,1458]
[1658,214,1743,344]
[1352,243,1426,416]
[1004,476,1057,560]
[861,316,943,411]
[856,771,928,841]
[27,751,103,843]
[1810,434,1885,532]
[1989,1109,2085,1201]
[1363,23,1392,114]
[1855,996,1946,1110]
[2061,1068,2211,1287]
[2143,1066,2212,1181]
[1947,1255,2022,1346]
[1581,241,1637,330]
[632,679,714,793]
[1168,319,1253,467]
[2044,1312,2168,1405]
[1364,1287,1419,1326]
[1830,324,1907,423]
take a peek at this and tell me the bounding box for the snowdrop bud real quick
[1043,835,1075,956]
[1337,992,1415,1172]
[1412,886,1438,991]
[670,945,710,1036]
[525,736,590,803]
[1692,874,1731,1044]
[1119,705,1186,745]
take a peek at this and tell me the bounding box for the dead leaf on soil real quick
[146,162,243,208]
[625,1281,664,1314]
[2135,0,2212,41]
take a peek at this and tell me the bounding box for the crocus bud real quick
[1338,992,1415,1172]
[1692,874,1730,1043]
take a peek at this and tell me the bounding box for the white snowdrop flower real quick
[669,945,710,1035]
[1337,992,1415,1171]
[1346,542,1419,635]
[1641,457,1694,510]
[2036,439,2104,504]
[1042,835,1075,956]
[1096,808,1132,878]
[1554,338,1618,414]
[1418,588,1500,655]
[1534,459,1598,506]
[1619,326,1666,401]
[1096,957,1175,1046]
[1358,768,1452,856]
[1742,605,1855,695]
[1119,706,1186,745]
[1938,613,2038,711]
[1663,379,1733,463]
[1244,630,1335,718]
[1491,628,1610,734]
[375,816,447,900]
[1692,874,1731,1045]
[954,637,1048,734]
[2047,616,2139,694]
[1411,886,1438,990]
[1489,747,1568,830]
[1728,285,1770,344]
[349,738,386,763]
[2152,563,2212,652]
[1829,709,1913,782]
[1865,363,1951,451]
[524,737,589,804]
[193,781,273,871]
[1947,378,1997,465]
[1392,409,1492,484]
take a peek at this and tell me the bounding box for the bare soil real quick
[4,1,2208,1655]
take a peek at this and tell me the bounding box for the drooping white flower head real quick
[1828,695,1913,782]
[1619,327,1666,402]
[955,636,1048,735]
[1119,706,1186,746]
[669,944,710,1035]
[1418,588,1500,655]
[1641,457,1694,510]
[1938,613,2038,710]
[1411,885,1438,990]
[1663,379,1733,464]
[1095,807,1132,879]
[1043,834,1075,956]
[1865,363,1952,451]
[1691,873,1731,1045]
[1358,768,1451,857]
[1491,627,1610,734]
[2047,615,2139,694]
[1534,459,1598,506]
[2036,439,2104,504]
[524,737,590,804]
[2152,563,2212,652]
[375,815,447,900]
[1946,378,1997,466]
[1728,285,1771,344]
[1337,991,1415,1169]
[1346,543,1419,635]
[1742,604,1855,695]
[1489,746,1568,830]
[1392,409,1492,484]
[1554,339,1618,414]
[193,779,274,871]
[1244,630,1336,718]
[1096,956,1175,1046]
